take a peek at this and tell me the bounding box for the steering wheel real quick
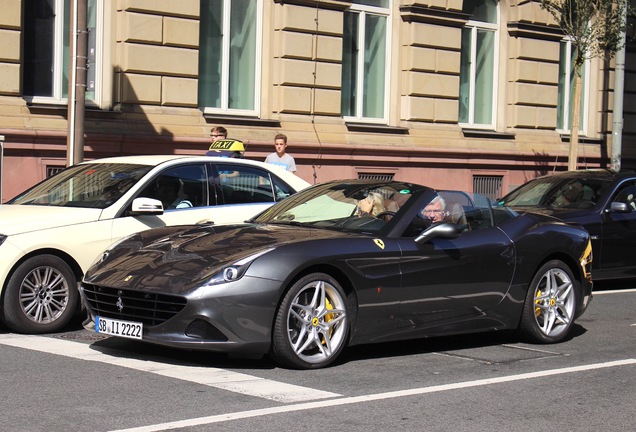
[375,211,396,219]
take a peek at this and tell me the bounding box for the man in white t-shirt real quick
[265,133,296,173]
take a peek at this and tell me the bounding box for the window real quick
[140,165,209,210]
[199,0,262,115]
[341,1,390,122]
[215,164,295,204]
[23,0,70,101]
[23,0,101,104]
[557,39,588,133]
[459,0,498,128]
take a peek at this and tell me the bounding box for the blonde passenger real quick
[357,192,386,217]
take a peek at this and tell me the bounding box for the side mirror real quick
[607,202,630,213]
[415,222,462,244]
[130,197,164,215]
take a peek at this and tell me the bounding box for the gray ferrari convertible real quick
[81,180,593,369]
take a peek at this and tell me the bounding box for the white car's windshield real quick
[9,163,152,209]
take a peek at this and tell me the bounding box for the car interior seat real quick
[446,202,469,230]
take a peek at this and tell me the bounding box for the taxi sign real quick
[209,139,245,152]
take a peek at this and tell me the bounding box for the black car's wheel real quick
[519,260,578,343]
[271,273,349,369]
[2,255,78,334]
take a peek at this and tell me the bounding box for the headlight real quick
[204,248,274,287]
[0,235,7,247]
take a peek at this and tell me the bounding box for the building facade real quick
[0,0,634,202]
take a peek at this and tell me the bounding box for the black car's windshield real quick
[253,181,421,234]
[500,175,611,209]
[9,163,152,209]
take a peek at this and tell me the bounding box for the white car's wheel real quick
[519,260,578,343]
[271,273,349,369]
[2,255,78,334]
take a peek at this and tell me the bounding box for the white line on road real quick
[593,288,636,295]
[106,358,636,432]
[0,334,340,403]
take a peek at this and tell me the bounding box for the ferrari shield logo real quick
[124,275,133,282]
[374,239,385,249]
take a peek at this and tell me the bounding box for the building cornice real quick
[272,0,351,12]
[507,22,565,41]
[400,5,468,28]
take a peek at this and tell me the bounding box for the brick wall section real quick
[272,3,342,116]
[507,1,562,131]
[116,0,199,107]
[0,0,21,96]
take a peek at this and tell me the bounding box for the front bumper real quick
[80,275,284,355]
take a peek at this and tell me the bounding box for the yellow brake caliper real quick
[535,290,542,317]
[321,298,335,345]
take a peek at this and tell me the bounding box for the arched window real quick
[458,0,499,128]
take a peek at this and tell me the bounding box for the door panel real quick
[397,227,515,327]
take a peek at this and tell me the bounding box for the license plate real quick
[96,316,143,340]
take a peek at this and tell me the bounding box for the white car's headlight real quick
[0,235,7,247]
[204,248,274,287]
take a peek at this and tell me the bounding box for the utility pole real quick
[67,0,88,166]
[611,4,627,173]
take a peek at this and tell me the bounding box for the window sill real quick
[559,134,604,145]
[202,113,281,128]
[462,128,515,139]
[345,122,409,134]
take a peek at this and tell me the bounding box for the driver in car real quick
[422,196,446,223]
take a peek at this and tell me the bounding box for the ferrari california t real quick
[81,180,593,369]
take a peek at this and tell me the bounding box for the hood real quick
[0,204,102,235]
[83,223,353,292]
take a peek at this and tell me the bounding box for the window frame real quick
[458,3,499,130]
[341,2,391,124]
[23,0,103,106]
[557,38,590,135]
[198,0,263,116]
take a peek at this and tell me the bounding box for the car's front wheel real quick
[271,273,349,369]
[2,255,78,334]
[519,260,578,343]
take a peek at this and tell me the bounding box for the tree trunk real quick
[568,71,583,171]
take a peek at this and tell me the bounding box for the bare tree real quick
[541,0,629,170]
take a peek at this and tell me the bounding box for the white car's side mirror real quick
[130,197,164,215]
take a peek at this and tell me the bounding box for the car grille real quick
[82,284,187,326]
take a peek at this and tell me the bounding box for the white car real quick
[0,155,310,334]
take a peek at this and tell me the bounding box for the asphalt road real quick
[0,284,634,432]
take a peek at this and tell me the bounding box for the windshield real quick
[253,181,420,234]
[9,163,152,209]
[500,175,611,209]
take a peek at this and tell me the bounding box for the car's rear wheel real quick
[271,273,349,369]
[2,255,78,334]
[519,260,578,343]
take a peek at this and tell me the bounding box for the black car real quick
[81,180,593,369]
[499,169,636,281]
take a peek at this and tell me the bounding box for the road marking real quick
[0,334,340,403]
[106,358,636,432]
[593,288,636,295]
